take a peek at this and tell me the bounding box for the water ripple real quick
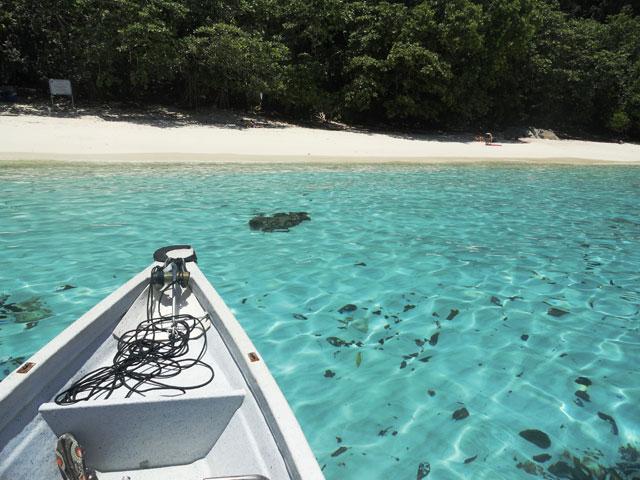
[1,164,639,479]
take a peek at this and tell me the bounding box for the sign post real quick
[48,79,75,110]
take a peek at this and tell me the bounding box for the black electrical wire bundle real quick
[55,262,214,405]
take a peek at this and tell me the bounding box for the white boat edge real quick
[0,256,324,479]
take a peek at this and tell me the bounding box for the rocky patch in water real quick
[1,356,26,377]
[326,336,362,348]
[0,294,53,328]
[540,446,640,480]
[248,212,310,232]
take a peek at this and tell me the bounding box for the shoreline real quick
[2,113,639,165]
[1,153,638,166]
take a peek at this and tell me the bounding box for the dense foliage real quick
[1,0,639,137]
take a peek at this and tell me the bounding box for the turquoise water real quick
[1,164,639,479]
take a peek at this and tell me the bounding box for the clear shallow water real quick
[1,164,639,479]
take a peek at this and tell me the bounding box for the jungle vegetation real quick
[1,0,639,137]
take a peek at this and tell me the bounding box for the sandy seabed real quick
[1,113,639,165]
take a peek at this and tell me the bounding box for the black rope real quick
[55,262,214,405]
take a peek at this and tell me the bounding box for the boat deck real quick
[1,281,292,479]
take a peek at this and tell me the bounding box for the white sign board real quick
[49,79,72,96]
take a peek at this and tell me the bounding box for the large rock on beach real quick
[528,127,560,140]
[501,126,560,141]
[248,212,310,232]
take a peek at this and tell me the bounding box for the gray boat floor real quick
[1,286,291,480]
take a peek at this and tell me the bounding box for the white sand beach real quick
[1,111,639,164]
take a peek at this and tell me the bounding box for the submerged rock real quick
[597,412,618,435]
[331,446,349,457]
[575,390,590,402]
[452,407,469,421]
[533,453,551,463]
[248,212,310,232]
[338,304,357,314]
[519,429,551,449]
[548,307,569,317]
[575,376,592,386]
[416,462,431,479]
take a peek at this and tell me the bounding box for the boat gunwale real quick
[189,262,324,480]
[0,267,151,433]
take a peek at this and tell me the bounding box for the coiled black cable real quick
[55,262,214,405]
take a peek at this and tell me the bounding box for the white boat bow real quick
[0,246,324,480]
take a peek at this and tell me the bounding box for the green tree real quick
[181,24,288,108]
[115,0,186,94]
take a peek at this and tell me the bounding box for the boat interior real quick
[0,261,293,480]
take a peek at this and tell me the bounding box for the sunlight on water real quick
[1,163,639,479]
